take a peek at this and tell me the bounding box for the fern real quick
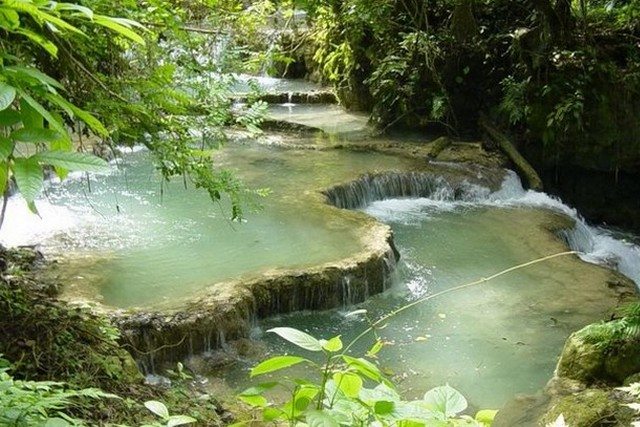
[580,303,640,348]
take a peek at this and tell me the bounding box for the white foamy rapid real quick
[364,170,640,289]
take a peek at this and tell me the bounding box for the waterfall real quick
[358,170,640,289]
[324,172,466,210]
[483,171,640,289]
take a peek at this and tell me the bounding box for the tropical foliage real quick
[235,326,497,426]
[301,0,640,172]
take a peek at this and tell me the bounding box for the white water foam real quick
[364,170,640,289]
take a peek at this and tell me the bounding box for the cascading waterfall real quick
[355,170,640,289]
[324,172,463,210]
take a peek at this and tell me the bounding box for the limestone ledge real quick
[89,207,398,370]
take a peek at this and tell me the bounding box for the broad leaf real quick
[0,83,16,111]
[322,336,343,352]
[305,410,340,427]
[374,400,395,415]
[0,109,21,126]
[18,91,65,134]
[144,400,169,419]
[475,409,499,425]
[34,150,110,173]
[238,394,267,407]
[10,128,61,144]
[250,355,308,377]
[342,356,383,382]
[422,385,467,417]
[167,415,197,427]
[20,98,43,129]
[13,156,43,203]
[94,15,145,45]
[333,372,362,398]
[5,66,63,89]
[0,137,14,160]
[359,383,401,404]
[14,28,59,56]
[268,327,323,352]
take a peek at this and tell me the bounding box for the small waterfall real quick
[483,171,640,289]
[324,172,464,210]
[341,276,354,308]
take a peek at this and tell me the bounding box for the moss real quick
[557,330,608,384]
[541,389,618,426]
[557,322,640,385]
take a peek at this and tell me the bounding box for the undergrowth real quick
[0,247,226,426]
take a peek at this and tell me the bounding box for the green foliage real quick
[1,0,278,225]
[236,325,497,426]
[0,0,122,217]
[578,303,640,348]
[0,356,118,427]
[141,400,196,427]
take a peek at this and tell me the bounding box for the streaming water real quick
[3,107,639,415]
[0,142,419,308]
[216,171,640,412]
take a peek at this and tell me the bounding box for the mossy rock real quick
[557,331,607,384]
[557,323,640,385]
[541,389,617,426]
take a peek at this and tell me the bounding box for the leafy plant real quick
[578,302,640,348]
[0,356,118,426]
[0,1,142,222]
[235,325,497,426]
[142,400,196,427]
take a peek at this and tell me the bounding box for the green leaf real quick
[94,15,145,45]
[0,7,20,30]
[0,162,8,194]
[422,385,467,417]
[475,409,499,425]
[0,137,14,160]
[167,415,197,427]
[333,372,362,398]
[5,66,64,89]
[267,327,323,352]
[374,400,395,415]
[18,91,65,134]
[262,407,283,422]
[0,83,16,111]
[322,336,343,352]
[144,400,169,419]
[10,128,61,144]
[238,394,268,407]
[34,151,110,173]
[0,109,21,126]
[14,28,59,56]
[305,410,340,427]
[342,356,383,382]
[359,383,401,404]
[367,339,384,357]
[69,104,108,137]
[20,98,43,129]
[13,156,43,203]
[250,355,308,377]
[43,418,72,427]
